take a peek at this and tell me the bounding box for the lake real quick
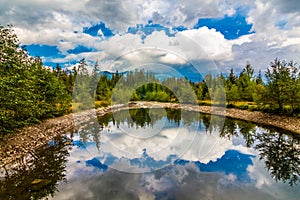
[1,108,300,200]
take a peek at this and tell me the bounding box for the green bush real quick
[239,104,249,110]
[282,106,293,115]
[248,105,258,111]
[95,101,110,109]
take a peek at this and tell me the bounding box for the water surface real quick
[1,108,299,200]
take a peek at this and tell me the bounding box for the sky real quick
[1,0,300,77]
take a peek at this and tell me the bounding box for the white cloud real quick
[73,118,253,174]
[1,0,300,72]
[100,33,143,57]
[235,0,300,70]
[0,0,237,41]
[246,156,300,199]
[86,28,234,72]
[14,25,103,54]
[247,157,272,189]
[178,27,233,61]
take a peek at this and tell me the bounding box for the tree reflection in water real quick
[111,108,182,128]
[101,109,300,186]
[97,109,300,186]
[255,129,300,186]
[0,135,72,200]
[1,108,299,200]
[216,117,300,186]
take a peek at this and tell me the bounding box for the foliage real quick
[218,116,300,186]
[193,59,300,116]
[0,25,71,135]
[65,58,300,116]
[255,131,300,186]
[261,58,300,115]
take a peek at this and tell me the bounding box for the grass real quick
[71,101,111,111]
[226,101,259,111]
[94,100,110,108]
[197,100,260,111]
[70,103,81,112]
[197,100,212,106]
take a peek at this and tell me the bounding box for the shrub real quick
[239,104,248,110]
[95,101,110,108]
[248,105,258,111]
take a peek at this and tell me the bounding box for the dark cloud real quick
[272,0,300,13]
[85,0,141,31]
[0,2,53,28]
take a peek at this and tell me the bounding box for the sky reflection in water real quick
[48,108,300,200]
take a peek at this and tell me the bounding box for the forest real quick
[1,25,300,135]
[59,55,300,117]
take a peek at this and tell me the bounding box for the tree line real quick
[202,60,300,115]
[72,59,300,116]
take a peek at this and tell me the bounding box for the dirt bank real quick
[1,102,299,171]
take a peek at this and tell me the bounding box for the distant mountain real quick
[99,70,203,83]
[99,71,128,79]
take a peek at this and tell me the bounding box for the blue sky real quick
[1,0,300,76]
[194,12,254,40]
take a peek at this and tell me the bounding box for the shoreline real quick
[1,101,300,171]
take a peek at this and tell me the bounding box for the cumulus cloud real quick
[178,28,233,61]
[1,0,300,72]
[14,27,102,54]
[0,0,238,42]
[77,28,235,72]
[267,0,300,14]
[247,156,300,199]
[74,118,253,173]
[214,0,300,71]
[0,0,244,32]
